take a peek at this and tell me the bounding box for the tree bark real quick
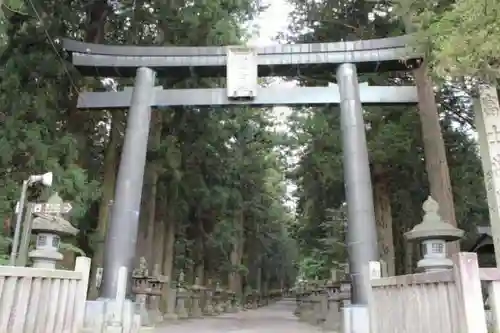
[161,213,176,311]
[193,218,205,284]
[229,213,244,296]
[72,2,111,299]
[67,0,111,168]
[88,113,119,299]
[373,165,395,276]
[135,164,156,267]
[404,242,414,275]
[135,111,162,269]
[414,63,459,256]
[152,203,165,275]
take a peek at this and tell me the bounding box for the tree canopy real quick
[0,0,298,299]
[397,0,500,80]
[0,0,493,297]
[286,0,490,278]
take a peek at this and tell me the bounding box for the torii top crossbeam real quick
[62,34,421,78]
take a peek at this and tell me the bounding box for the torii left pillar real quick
[100,67,156,299]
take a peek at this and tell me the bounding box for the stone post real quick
[190,277,203,318]
[243,285,252,311]
[175,271,189,319]
[252,289,259,309]
[214,283,225,313]
[475,85,500,265]
[226,290,237,313]
[163,278,178,320]
[203,281,215,316]
[293,281,305,317]
[308,288,323,325]
[148,264,165,323]
[131,257,151,326]
[323,284,344,331]
[299,286,313,322]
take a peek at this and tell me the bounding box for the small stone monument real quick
[243,285,253,310]
[203,278,215,316]
[149,264,165,323]
[28,194,78,269]
[175,270,189,319]
[131,258,168,326]
[190,276,204,318]
[405,196,464,272]
[163,275,178,320]
[131,257,151,326]
[213,282,224,314]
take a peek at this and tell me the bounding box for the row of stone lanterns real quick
[129,259,282,326]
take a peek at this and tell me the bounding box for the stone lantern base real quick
[29,249,63,269]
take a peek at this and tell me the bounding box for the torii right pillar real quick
[337,63,379,333]
[475,84,500,266]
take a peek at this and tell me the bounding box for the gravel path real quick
[154,299,322,333]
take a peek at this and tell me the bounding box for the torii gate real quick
[63,34,421,329]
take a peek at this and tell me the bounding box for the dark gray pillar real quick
[100,67,156,299]
[336,63,378,305]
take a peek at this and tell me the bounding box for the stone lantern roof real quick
[31,193,78,236]
[405,196,463,242]
[31,213,79,236]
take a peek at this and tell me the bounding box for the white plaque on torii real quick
[226,46,258,99]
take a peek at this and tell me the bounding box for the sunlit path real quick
[154,299,322,333]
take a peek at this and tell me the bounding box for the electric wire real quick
[25,0,80,94]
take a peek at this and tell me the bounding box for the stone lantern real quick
[131,258,168,325]
[405,196,464,272]
[28,211,78,269]
[190,276,204,318]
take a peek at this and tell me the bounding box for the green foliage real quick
[59,241,86,257]
[396,0,500,80]
[286,0,489,277]
[0,0,298,289]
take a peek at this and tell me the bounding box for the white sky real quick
[249,0,299,210]
[249,0,294,135]
[250,0,292,46]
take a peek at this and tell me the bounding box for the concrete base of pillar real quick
[162,312,178,321]
[342,305,370,333]
[83,298,145,333]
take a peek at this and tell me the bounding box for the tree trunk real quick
[256,259,262,292]
[135,164,156,268]
[152,210,165,275]
[135,111,162,269]
[414,63,459,256]
[161,214,176,311]
[194,218,205,284]
[404,242,414,275]
[88,113,119,299]
[67,0,111,168]
[229,213,244,296]
[71,3,111,299]
[373,165,395,276]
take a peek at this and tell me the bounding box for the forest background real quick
[0,0,496,300]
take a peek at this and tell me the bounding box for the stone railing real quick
[0,256,91,333]
[294,253,500,333]
[369,253,499,333]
